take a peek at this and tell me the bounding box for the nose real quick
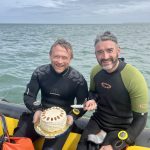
[102,51,109,59]
[57,57,63,63]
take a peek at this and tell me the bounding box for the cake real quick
[39,107,67,132]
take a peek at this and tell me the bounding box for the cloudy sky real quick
[0,0,150,24]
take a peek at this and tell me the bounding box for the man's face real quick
[50,45,72,73]
[95,40,120,73]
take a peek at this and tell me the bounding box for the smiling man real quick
[95,39,120,73]
[77,31,149,150]
[14,39,88,150]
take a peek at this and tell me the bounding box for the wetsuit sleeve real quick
[89,65,101,101]
[68,77,88,120]
[76,77,88,104]
[121,64,149,144]
[126,112,147,144]
[24,70,42,112]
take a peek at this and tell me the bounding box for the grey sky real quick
[0,0,150,24]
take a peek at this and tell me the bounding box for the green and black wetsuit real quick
[90,60,148,131]
[77,60,148,150]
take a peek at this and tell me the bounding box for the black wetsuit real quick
[14,64,88,150]
[77,60,148,150]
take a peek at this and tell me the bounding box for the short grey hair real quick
[94,31,118,47]
[49,39,73,59]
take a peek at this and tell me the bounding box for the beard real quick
[98,56,119,72]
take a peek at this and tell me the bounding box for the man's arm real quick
[126,112,148,144]
[114,64,149,147]
[125,66,149,144]
[68,77,88,120]
[24,70,42,112]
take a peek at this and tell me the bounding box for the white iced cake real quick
[40,107,67,132]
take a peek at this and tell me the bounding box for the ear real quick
[118,46,121,56]
[49,53,51,61]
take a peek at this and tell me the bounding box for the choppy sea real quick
[0,23,150,127]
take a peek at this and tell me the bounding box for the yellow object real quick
[72,108,80,115]
[0,117,18,136]
[126,146,150,150]
[118,130,128,140]
[63,132,81,150]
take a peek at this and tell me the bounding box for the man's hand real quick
[33,110,42,124]
[67,115,74,126]
[84,99,97,111]
[100,145,113,150]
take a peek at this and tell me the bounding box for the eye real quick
[106,48,113,53]
[62,56,68,60]
[95,50,104,55]
[54,56,60,59]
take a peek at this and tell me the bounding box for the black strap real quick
[0,113,10,142]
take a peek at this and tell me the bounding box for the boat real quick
[0,99,150,150]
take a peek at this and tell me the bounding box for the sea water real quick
[0,23,150,127]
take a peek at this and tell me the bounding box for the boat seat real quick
[135,128,150,147]
[0,100,30,119]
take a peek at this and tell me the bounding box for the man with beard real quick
[14,39,88,150]
[77,31,149,150]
